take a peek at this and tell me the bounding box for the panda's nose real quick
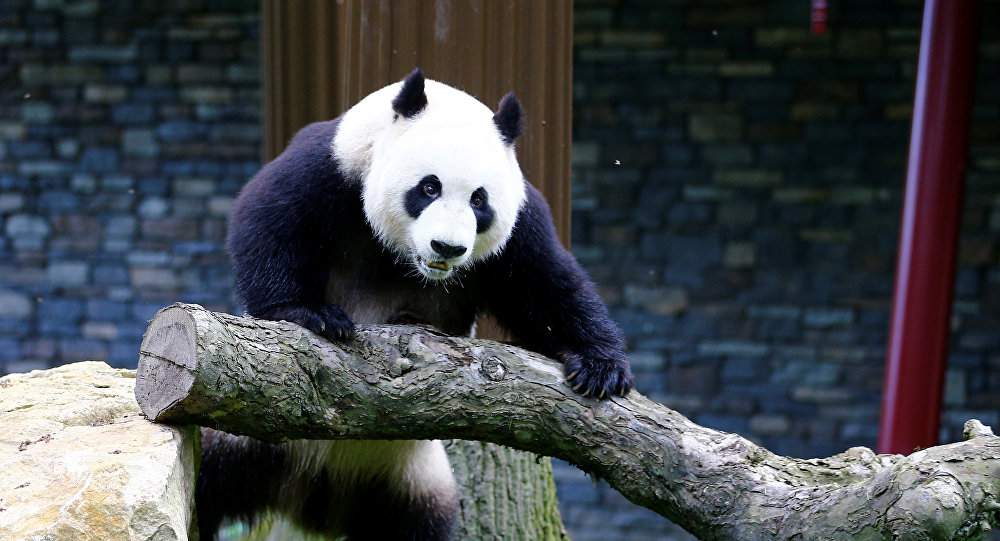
[431,240,467,259]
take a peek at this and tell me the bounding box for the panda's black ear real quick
[392,68,428,119]
[493,92,523,145]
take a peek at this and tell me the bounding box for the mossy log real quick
[136,303,1000,541]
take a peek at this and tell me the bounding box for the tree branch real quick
[135,303,1000,541]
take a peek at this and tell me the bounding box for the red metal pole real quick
[877,0,979,455]
[810,0,828,35]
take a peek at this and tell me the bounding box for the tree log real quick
[136,303,1000,541]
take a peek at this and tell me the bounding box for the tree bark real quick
[136,304,1000,541]
[445,441,567,541]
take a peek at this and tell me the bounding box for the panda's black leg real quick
[197,430,290,540]
[340,476,458,541]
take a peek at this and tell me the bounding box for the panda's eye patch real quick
[470,188,487,209]
[404,175,442,218]
[421,176,441,197]
[470,187,494,233]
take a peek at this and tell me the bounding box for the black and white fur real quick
[201,69,633,540]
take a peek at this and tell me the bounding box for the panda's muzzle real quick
[414,240,467,279]
[414,255,455,280]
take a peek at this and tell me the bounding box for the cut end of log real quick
[136,304,199,421]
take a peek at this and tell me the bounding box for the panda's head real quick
[336,69,527,282]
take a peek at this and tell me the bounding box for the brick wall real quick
[0,0,258,373]
[558,1,1000,539]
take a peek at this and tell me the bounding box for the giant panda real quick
[199,69,634,541]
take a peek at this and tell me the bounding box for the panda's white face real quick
[335,73,526,282]
[362,119,525,281]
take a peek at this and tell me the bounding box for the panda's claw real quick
[317,304,356,342]
[562,351,634,400]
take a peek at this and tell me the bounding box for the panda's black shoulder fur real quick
[227,117,365,318]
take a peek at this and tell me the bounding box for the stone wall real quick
[558,1,1000,539]
[0,0,259,373]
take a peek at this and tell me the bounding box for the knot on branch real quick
[390,357,413,377]
[480,356,507,381]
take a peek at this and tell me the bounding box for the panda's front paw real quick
[261,304,355,341]
[562,352,634,399]
[316,304,356,340]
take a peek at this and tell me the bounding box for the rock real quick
[714,168,783,188]
[688,114,741,142]
[123,130,159,157]
[0,290,33,319]
[723,242,756,268]
[624,285,688,315]
[46,261,89,287]
[749,414,790,435]
[5,214,50,238]
[0,361,197,540]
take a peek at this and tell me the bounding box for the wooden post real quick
[261,0,573,245]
